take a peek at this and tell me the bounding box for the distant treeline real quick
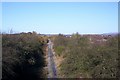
[2,32,47,80]
[53,33,119,78]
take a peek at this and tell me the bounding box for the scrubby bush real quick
[2,32,47,80]
[53,33,119,78]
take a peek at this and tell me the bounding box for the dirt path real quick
[47,39,57,78]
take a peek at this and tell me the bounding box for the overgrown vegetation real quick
[2,32,47,80]
[53,33,119,78]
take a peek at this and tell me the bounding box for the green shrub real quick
[53,33,118,78]
[55,46,65,56]
[2,32,46,80]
